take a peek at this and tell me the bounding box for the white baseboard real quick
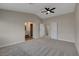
[75,44,79,55]
[0,41,24,48]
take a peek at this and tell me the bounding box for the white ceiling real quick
[0,3,76,19]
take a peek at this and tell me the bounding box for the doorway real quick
[25,22,33,39]
[30,23,33,38]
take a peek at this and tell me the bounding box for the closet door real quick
[50,22,58,39]
[39,24,45,37]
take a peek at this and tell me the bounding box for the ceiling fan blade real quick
[50,8,56,10]
[46,12,49,15]
[50,11,54,13]
[45,8,49,11]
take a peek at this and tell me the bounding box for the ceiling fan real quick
[41,7,56,15]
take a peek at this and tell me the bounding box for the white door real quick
[50,22,58,39]
[40,24,45,37]
[33,23,39,39]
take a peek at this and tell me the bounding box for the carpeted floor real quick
[0,38,78,56]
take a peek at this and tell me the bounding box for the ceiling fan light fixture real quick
[47,11,50,13]
[41,7,56,15]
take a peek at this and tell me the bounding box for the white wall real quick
[0,9,41,47]
[0,9,76,47]
[43,13,75,43]
[75,4,79,53]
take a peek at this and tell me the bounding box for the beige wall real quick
[0,9,41,47]
[43,13,75,43]
[75,4,79,53]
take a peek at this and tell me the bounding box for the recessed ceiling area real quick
[0,3,76,19]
